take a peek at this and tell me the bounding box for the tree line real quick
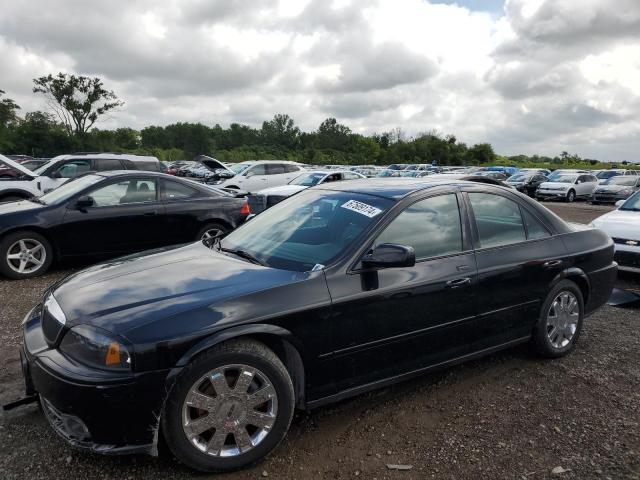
[0,73,635,170]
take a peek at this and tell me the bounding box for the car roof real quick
[314,177,503,200]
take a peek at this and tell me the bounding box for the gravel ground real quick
[1,201,639,480]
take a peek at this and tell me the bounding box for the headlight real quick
[43,293,66,326]
[59,325,132,371]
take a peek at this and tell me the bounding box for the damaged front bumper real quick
[21,305,173,456]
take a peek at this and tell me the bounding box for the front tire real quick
[196,222,229,242]
[162,339,295,473]
[566,190,576,202]
[531,280,584,358]
[0,231,53,279]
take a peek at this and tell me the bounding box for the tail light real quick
[240,202,250,215]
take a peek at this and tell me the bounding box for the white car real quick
[248,170,365,213]
[0,153,161,202]
[536,173,598,202]
[595,169,639,184]
[591,192,640,273]
[201,159,305,193]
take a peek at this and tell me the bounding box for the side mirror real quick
[361,243,416,269]
[245,171,255,178]
[75,195,94,209]
[615,200,625,208]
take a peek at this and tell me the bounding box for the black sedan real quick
[0,171,249,279]
[19,179,616,472]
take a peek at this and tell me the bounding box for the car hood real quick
[198,155,235,174]
[50,242,315,336]
[592,209,640,238]
[256,185,307,196]
[594,185,630,192]
[540,182,571,189]
[0,199,43,213]
[0,154,36,177]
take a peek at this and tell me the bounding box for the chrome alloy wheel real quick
[6,238,46,274]
[201,228,223,241]
[182,364,278,457]
[546,291,579,349]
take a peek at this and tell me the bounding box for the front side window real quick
[89,179,157,207]
[246,164,266,176]
[266,164,285,175]
[468,193,526,248]
[374,194,463,260]
[54,159,92,178]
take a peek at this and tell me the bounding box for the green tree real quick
[468,143,496,164]
[261,114,300,149]
[33,73,124,136]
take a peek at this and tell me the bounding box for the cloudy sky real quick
[1,0,640,160]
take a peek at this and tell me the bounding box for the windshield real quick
[549,175,577,183]
[596,171,622,179]
[290,172,325,186]
[620,191,640,211]
[507,174,527,182]
[37,174,104,204]
[604,176,636,186]
[229,163,251,174]
[377,170,397,177]
[32,160,54,175]
[220,190,393,271]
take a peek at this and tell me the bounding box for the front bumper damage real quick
[19,305,173,456]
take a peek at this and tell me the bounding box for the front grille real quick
[612,237,640,246]
[41,307,64,346]
[614,250,640,268]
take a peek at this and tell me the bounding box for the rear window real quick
[132,160,161,172]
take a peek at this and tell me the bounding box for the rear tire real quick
[0,230,53,279]
[531,280,584,358]
[162,339,295,473]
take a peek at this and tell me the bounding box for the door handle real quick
[446,277,471,288]
[143,211,158,216]
[543,260,562,269]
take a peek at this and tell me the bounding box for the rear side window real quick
[96,159,123,171]
[163,180,201,200]
[522,209,550,240]
[132,160,161,172]
[266,164,285,175]
[374,194,463,260]
[283,164,300,173]
[468,193,526,248]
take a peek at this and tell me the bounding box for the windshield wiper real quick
[219,247,264,266]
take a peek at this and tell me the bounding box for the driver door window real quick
[54,159,92,179]
[374,194,463,260]
[89,179,157,207]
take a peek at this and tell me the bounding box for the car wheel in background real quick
[0,230,53,279]
[197,222,229,242]
[566,190,576,202]
[531,280,584,358]
[162,339,295,473]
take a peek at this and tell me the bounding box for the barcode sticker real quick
[341,199,382,218]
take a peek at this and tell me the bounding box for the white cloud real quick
[0,0,639,160]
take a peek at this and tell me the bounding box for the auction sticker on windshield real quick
[341,199,382,218]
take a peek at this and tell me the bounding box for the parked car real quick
[591,191,640,273]
[0,153,162,202]
[377,169,402,177]
[472,171,508,181]
[517,168,552,177]
[247,170,365,214]
[591,176,640,204]
[20,178,615,472]
[595,169,638,184]
[0,157,47,179]
[0,171,249,279]
[203,159,305,193]
[536,173,598,202]
[547,169,588,181]
[506,173,548,197]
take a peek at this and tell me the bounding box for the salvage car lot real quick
[1,202,639,479]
